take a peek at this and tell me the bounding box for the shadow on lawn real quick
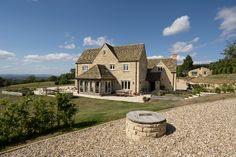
[73,120,99,129]
[166,123,176,136]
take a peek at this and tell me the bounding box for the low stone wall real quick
[126,118,166,140]
[1,90,23,96]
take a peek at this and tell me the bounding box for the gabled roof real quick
[76,43,145,64]
[147,58,177,72]
[77,64,116,80]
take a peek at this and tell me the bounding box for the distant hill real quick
[0,74,53,80]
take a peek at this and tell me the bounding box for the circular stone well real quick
[126,111,166,140]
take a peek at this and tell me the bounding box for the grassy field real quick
[191,73,236,84]
[0,93,175,124]
[4,81,56,91]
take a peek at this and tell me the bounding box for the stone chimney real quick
[171,53,177,60]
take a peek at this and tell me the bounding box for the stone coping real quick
[127,111,166,124]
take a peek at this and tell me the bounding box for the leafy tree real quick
[56,93,77,127]
[0,77,5,87]
[177,55,193,77]
[48,75,58,81]
[222,42,236,60]
[26,75,36,83]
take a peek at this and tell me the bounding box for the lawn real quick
[190,73,236,84]
[0,93,175,126]
[4,81,56,91]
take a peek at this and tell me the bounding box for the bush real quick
[56,93,77,127]
[192,84,207,94]
[226,84,235,93]
[143,96,150,102]
[214,87,221,94]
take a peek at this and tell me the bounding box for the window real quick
[103,50,106,55]
[203,71,207,75]
[90,81,93,92]
[79,81,83,92]
[192,72,197,76]
[82,65,88,72]
[85,81,88,92]
[157,66,163,72]
[109,64,115,70]
[123,64,129,71]
[121,80,131,90]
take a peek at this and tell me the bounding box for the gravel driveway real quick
[1,98,236,157]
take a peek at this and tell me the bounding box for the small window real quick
[121,80,131,90]
[203,71,207,75]
[123,64,129,71]
[103,50,106,55]
[156,66,163,72]
[109,64,115,70]
[82,65,88,72]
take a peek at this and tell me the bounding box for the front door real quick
[150,81,155,91]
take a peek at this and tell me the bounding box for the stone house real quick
[75,43,177,95]
[188,67,212,77]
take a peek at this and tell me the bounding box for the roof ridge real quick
[112,43,144,48]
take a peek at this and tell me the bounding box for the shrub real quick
[214,87,221,94]
[56,93,77,127]
[143,96,150,102]
[226,84,235,93]
[192,84,207,94]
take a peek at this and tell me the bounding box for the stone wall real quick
[126,118,166,140]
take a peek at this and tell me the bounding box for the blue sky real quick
[0,0,236,75]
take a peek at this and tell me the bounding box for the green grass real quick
[0,93,175,125]
[4,81,56,91]
[207,73,236,79]
[72,97,174,125]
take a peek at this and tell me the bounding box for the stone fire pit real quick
[126,111,166,140]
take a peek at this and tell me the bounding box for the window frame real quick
[82,65,89,72]
[123,64,129,71]
[109,64,115,70]
[121,80,131,90]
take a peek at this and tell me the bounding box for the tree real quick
[48,75,58,81]
[56,93,77,127]
[222,42,236,60]
[26,75,36,83]
[178,55,193,77]
[31,98,56,134]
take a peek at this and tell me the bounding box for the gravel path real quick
[1,98,236,157]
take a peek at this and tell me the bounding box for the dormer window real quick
[157,66,163,72]
[109,64,115,70]
[82,65,88,72]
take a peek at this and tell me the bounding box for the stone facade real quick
[188,67,212,77]
[75,43,177,95]
[126,118,166,140]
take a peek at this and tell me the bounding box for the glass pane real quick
[128,81,130,89]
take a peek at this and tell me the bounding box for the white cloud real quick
[163,15,190,36]
[0,49,16,59]
[194,60,213,64]
[83,36,112,46]
[216,6,236,39]
[176,55,186,62]
[59,43,76,49]
[170,37,199,54]
[147,55,164,59]
[23,53,74,63]
[191,37,199,43]
[59,32,77,49]
[170,42,193,53]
